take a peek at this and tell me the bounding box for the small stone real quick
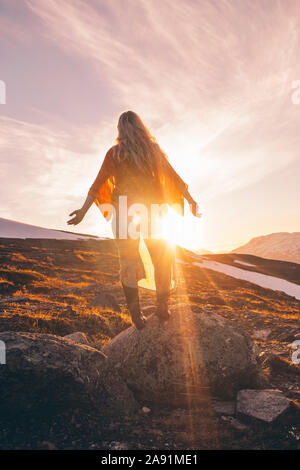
[40,441,57,450]
[142,406,151,413]
[237,389,291,423]
[253,329,272,341]
[64,332,89,344]
[221,416,248,431]
[109,441,129,450]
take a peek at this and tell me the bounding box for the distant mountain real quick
[0,217,104,240]
[194,248,212,255]
[232,232,300,264]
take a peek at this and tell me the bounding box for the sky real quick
[0,0,300,252]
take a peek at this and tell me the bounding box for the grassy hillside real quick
[0,238,299,449]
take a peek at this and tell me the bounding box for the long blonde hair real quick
[115,111,165,175]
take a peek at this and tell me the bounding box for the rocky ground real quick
[0,238,299,450]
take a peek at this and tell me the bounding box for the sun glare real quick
[161,206,203,251]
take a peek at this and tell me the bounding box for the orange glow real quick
[161,206,203,250]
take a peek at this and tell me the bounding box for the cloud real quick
[26,0,300,201]
[0,116,114,234]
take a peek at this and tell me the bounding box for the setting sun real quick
[161,205,203,250]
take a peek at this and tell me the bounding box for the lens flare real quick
[161,206,203,250]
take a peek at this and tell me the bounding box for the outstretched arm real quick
[67,194,94,226]
[67,147,115,226]
[182,187,200,217]
[162,156,201,217]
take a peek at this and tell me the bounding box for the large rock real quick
[237,389,292,422]
[103,304,262,405]
[0,332,137,416]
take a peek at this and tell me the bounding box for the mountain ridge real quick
[232,231,300,264]
[0,217,104,240]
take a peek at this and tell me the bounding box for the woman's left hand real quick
[189,200,202,218]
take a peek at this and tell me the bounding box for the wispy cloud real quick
[0,116,113,234]
[26,0,300,198]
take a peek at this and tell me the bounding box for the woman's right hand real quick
[67,208,85,225]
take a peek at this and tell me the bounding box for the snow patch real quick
[193,260,300,300]
[233,260,255,267]
[0,218,103,240]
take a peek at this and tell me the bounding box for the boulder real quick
[64,332,89,344]
[237,389,291,422]
[0,332,137,416]
[103,304,263,405]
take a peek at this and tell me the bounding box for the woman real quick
[68,111,199,329]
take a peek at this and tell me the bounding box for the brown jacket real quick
[88,144,188,220]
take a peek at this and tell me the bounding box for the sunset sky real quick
[1,0,300,251]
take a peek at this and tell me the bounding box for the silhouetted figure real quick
[68,111,199,329]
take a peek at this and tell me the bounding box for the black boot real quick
[122,283,146,330]
[156,292,171,322]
